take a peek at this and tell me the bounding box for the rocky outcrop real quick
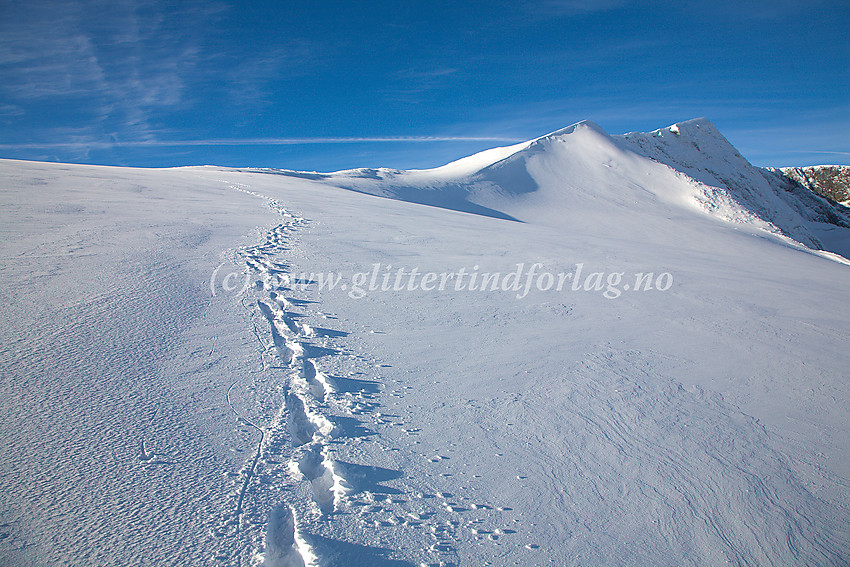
[777,166,850,207]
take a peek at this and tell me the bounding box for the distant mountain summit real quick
[250,119,850,262]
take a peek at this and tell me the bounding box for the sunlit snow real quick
[1,120,848,566]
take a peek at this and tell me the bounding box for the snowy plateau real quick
[1,118,849,567]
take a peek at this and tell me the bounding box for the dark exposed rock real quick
[776,166,850,207]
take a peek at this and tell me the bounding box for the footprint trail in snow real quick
[210,185,518,567]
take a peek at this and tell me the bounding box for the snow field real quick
[1,117,849,565]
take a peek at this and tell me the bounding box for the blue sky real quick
[0,0,847,170]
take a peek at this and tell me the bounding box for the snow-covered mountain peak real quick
[661,116,717,134]
[614,119,850,259]
[420,120,610,179]
[535,119,608,141]
[249,118,850,261]
[615,117,742,169]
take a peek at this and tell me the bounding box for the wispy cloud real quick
[0,103,25,118]
[0,0,222,140]
[0,5,107,99]
[724,117,850,167]
[0,135,523,150]
[396,68,460,80]
[217,39,328,110]
[703,0,837,20]
[534,0,628,16]
[782,151,850,156]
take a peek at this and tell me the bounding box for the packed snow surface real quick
[1,119,849,566]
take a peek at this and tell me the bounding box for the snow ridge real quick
[247,119,850,262]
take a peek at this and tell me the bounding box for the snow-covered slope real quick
[617,119,850,259]
[265,118,850,262]
[1,119,849,567]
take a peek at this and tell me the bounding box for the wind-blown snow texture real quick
[1,119,849,566]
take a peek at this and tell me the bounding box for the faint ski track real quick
[226,380,266,532]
